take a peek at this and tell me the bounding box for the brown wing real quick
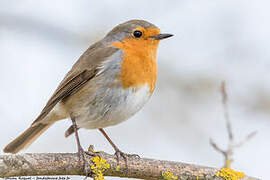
[31,43,119,126]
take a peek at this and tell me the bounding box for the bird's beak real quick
[150,33,173,40]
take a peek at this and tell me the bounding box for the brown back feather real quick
[32,42,119,126]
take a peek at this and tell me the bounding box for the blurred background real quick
[0,0,269,179]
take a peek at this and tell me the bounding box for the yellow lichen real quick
[162,171,178,180]
[225,159,233,168]
[196,174,204,180]
[88,145,95,152]
[90,156,110,180]
[115,165,120,171]
[216,168,245,180]
[88,145,101,154]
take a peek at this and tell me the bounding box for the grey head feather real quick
[103,19,158,43]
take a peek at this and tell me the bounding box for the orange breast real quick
[111,28,160,93]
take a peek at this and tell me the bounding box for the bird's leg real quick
[71,118,89,176]
[98,128,127,164]
[98,128,139,168]
[72,118,85,161]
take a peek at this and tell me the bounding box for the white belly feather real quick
[76,85,151,129]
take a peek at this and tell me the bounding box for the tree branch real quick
[0,152,258,179]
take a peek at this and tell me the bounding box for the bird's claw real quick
[77,145,86,163]
[114,150,140,170]
[77,146,91,178]
[128,153,140,159]
[115,150,128,163]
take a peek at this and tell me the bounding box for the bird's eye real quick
[133,30,142,38]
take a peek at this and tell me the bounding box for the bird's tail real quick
[3,123,53,154]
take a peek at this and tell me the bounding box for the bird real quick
[3,19,173,164]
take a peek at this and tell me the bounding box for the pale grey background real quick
[0,0,269,179]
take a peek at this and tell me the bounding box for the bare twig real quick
[234,131,257,148]
[209,139,226,157]
[210,81,257,168]
[0,152,259,179]
[221,81,233,142]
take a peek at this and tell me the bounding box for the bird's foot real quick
[128,153,140,159]
[77,144,85,162]
[114,149,140,170]
[115,149,127,163]
[77,146,91,178]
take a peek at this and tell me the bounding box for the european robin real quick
[3,19,173,165]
